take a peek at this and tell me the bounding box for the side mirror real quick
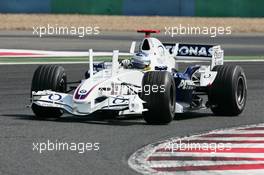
[130,41,136,54]
[84,71,90,79]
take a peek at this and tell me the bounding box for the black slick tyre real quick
[141,71,176,124]
[208,65,247,116]
[31,65,67,119]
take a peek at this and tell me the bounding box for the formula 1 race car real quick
[30,30,247,124]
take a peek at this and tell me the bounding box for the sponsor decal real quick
[113,96,126,104]
[178,80,195,90]
[164,43,214,57]
[48,94,62,101]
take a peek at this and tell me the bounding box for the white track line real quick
[1,59,264,65]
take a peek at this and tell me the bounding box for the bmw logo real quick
[79,89,87,95]
[48,94,62,101]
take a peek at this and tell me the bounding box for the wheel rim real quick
[236,76,245,106]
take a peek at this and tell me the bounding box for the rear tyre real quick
[208,65,247,116]
[31,65,67,119]
[141,71,176,124]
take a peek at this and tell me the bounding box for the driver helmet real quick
[131,52,151,69]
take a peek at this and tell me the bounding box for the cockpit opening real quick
[142,39,150,50]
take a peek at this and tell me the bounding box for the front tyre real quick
[208,65,247,116]
[31,65,67,119]
[141,71,176,124]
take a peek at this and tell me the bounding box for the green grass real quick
[0,56,263,63]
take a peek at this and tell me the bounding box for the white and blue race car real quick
[30,30,247,124]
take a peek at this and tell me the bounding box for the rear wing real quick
[163,43,224,70]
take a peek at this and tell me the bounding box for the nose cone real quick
[74,86,89,100]
[73,81,99,101]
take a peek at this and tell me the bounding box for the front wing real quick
[31,90,146,116]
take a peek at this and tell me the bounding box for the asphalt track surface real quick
[0,31,264,56]
[0,62,263,175]
[0,31,264,175]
